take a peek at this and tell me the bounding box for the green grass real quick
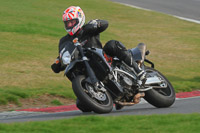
[0,0,200,105]
[0,114,200,132]
[50,99,63,106]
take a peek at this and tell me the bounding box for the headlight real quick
[62,51,71,65]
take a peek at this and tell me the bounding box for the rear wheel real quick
[72,75,113,114]
[144,66,175,108]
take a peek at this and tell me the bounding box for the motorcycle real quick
[60,38,175,114]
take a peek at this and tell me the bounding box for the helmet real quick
[62,6,85,36]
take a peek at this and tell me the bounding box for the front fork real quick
[76,45,98,85]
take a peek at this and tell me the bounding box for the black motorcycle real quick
[61,38,175,114]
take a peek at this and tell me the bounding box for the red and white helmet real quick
[62,6,85,36]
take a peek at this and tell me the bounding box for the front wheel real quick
[144,66,175,108]
[72,75,113,114]
[76,98,92,112]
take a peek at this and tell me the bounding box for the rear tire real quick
[72,75,113,114]
[144,67,175,108]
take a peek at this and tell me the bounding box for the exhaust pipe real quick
[115,92,145,106]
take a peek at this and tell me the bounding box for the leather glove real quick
[88,19,98,28]
[51,57,61,73]
[83,19,99,32]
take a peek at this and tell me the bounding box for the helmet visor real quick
[64,19,79,30]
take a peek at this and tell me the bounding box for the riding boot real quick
[115,103,124,110]
[122,51,146,83]
[104,40,146,83]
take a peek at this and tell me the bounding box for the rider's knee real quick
[104,40,126,57]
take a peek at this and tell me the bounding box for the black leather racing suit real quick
[51,19,143,76]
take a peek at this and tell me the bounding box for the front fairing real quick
[86,48,113,72]
[64,59,84,76]
[83,48,113,81]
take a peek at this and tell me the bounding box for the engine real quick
[118,73,133,90]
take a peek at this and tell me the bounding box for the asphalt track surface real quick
[0,96,200,123]
[110,0,200,22]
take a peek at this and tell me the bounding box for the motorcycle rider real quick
[51,6,146,110]
[51,6,146,82]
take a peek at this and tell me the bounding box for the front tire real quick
[72,75,113,114]
[76,99,92,112]
[144,67,175,108]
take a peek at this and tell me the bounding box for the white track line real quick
[115,2,200,24]
[173,16,200,24]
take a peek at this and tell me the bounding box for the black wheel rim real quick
[81,80,110,105]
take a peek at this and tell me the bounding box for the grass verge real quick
[0,114,200,133]
[50,99,63,106]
